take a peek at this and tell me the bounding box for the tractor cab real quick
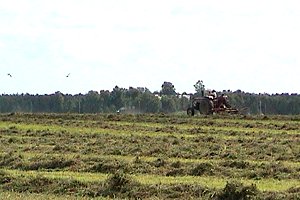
[187,94,237,116]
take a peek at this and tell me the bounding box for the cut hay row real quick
[1,151,299,170]
[3,169,300,192]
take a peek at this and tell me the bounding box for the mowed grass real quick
[4,169,300,192]
[0,113,299,199]
[0,191,104,200]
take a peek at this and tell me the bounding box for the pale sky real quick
[1,0,300,95]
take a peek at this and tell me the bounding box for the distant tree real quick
[0,85,300,115]
[161,81,176,96]
[110,86,126,110]
[194,80,205,96]
[99,90,112,112]
[140,91,161,113]
[125,87,140,108]
[178,94,190,111]
[62,94,77,113]
[161,96,177,113]
[83,90,101,113]
[53,91,64,112]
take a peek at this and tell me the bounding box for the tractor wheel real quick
[187,107,195,116]
[198,98,213,115]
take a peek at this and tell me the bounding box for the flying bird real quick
[66,73,70,77]
[7,73,12,77]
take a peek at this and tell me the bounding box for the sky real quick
[0,0,300,95]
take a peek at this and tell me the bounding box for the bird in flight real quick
[7,73,12,77]
[66,73,70,77]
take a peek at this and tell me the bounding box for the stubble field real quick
[0,113,299,199]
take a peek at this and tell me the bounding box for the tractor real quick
[187,95,239,116]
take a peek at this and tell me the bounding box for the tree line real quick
[0,81,299,115]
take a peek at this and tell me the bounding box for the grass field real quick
[0,113,299,199]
